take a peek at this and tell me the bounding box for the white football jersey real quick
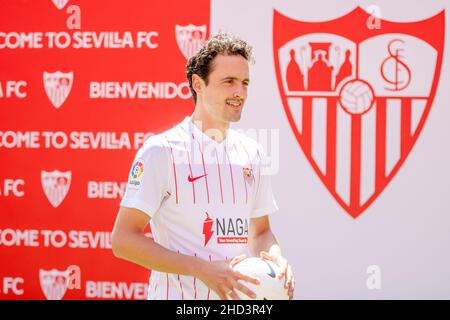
[120,116,278,300]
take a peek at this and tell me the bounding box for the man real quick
[112,32,294,300]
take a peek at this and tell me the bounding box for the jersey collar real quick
[181,116,235,149]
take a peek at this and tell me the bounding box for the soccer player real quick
[112,32,294,300]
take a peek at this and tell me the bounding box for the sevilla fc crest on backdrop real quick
[39,269,69,300]
[41,170,72,208]
[43,71,73,109]
[273,7,444,218]
[175,24,207,60]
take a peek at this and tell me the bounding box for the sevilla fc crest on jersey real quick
[175,24,207,60]
[273,7,444,218]
[43,71,73,109]
[41,170,72,208]
[39,268,69,300]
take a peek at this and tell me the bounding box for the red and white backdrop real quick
[1,0,450,299]
[0,0,209,300]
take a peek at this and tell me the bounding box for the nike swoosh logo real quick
[188,174,207,182]
[262,259,276,278]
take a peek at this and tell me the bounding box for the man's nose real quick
[234,85,247,99]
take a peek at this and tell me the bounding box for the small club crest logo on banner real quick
[43,71,73,109]
[273,7,444,218]
[41,170,72,208]
[175,24,207,60]
[39,269,69,300]
[51,0,69,10]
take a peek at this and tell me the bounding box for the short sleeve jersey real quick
[120,117,278,300]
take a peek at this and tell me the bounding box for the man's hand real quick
[260,251,294,299]
[197,254,260,300]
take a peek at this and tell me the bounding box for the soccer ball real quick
[232,257,289,300]
[338,79,375,115]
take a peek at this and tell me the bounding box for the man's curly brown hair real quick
[186,32,254,103]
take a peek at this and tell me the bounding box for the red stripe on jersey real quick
[194,253,198,299]
[215,148,224,204]
[238,139,254,171]
[256,148,262,185]
[175,128,196,204]
[256,148,261,162]
[207,254,212,300]
[239,139,255,202]
[234,143,247,204]
[178,275,184,300]
[166,273,169,300]
[192,133,210,204]
[177,250,184,300]
[164,135,179,204]
[224,145,236,204]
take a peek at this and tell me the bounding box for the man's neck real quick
[191,106,229,143]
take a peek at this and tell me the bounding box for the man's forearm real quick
[112,231,204,277]
[249,229,282,257]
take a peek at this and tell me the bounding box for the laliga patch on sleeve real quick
[128,158,145,189]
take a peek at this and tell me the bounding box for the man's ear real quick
[192,74,204,97]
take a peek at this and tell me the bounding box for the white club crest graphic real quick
[43,71,73,109]
[51,0,69,10]
[41,170,72,208]
[39,269,69,300]
[175,24,207,60]
[273,7,444,218]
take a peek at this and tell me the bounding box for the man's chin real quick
[232,114,242,121]
[227,114,242,123]
[225,110,242,122]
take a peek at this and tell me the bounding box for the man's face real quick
[198,54,250,124]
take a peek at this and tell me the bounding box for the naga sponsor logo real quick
[0,131,153,150]
[0,229,112,249]
[90,81,191,99]
[203,212,248,245]
[216,217,248,244]
[203,212,214,246]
